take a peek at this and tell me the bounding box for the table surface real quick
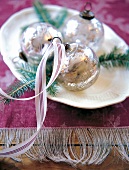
[1,151,129,170]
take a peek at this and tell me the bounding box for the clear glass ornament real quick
[20,22,62,65]
[57,43,100,91]
[61,3,104,52]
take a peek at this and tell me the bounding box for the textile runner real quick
[0,0,129,165]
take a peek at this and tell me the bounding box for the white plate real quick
[0,5,129,109]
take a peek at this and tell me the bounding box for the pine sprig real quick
[33,1,56,25]
[1,58,58,104]
[33,1,68,28]
[17,63,37,78]
[53,9,68,28]
[46,57,59,96]
[21,1,68,33]
[46,76,58,96]
[2,78,35,104]
[17,60,59,96]
[99,47,129,69]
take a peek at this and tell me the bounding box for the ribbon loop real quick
[0,41,66,157]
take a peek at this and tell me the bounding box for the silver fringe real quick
[0,128,129,165]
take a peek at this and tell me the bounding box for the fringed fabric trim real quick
[0,127,129,165]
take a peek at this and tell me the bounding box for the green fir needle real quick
[33,1,56,25]
[54,9,68,28]
[33,1,68,28]
[99,47,129,70]
[1,60,58,104]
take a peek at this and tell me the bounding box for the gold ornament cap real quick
[79,2,94,20]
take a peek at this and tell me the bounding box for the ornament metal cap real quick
[79,2,94,20]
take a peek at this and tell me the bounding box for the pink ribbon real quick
[0,41,66,157]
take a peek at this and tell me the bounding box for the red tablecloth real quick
[0,0,129,164]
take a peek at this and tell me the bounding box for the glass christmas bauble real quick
[57,43,100,91]
[61,3,104,52]
[20,22,62,65]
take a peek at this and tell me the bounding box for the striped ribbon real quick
[0,41,66,157]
